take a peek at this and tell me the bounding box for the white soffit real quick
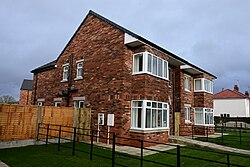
[124,33,144,47]
[180,65,202,75]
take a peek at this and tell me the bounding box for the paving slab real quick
[169,135,250,155]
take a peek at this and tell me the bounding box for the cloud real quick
[0,0,250,99]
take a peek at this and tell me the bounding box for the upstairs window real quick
[63,65,69,81]
[184,75,191,91]
[194,78,213,93]
[133,53,143,73]
[76,62,83,78]
[133,52,168,80]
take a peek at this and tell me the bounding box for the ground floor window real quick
[74,100,85,108]
[185,106,191,122]
[194,107,214,125]
[131,100,169,130]
[55,102,61,107]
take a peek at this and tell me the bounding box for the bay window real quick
[133,52,169,80]
[131,100,169,130]
[194,78,213,93]
[194,108,214,125]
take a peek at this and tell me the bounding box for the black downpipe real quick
[172,68,176,135]
[33,74,38,105]
[66,55,73,107]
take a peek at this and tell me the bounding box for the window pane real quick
[195,79,202,90]
[195,108,204,124]
[137,108,142,128]
[158,59,163,77]
[146,109,151,128]
[152,109,157,128]
[152,56,157,75]
[134,54,143,72]
[185,107,190,121]
[148,54,152,72]
[184,76,190,90]
[152,102,157,108]
[163,109,167,127]
[132,101,143,107]
[163,61,167,78]
[147,102,151,107]
[158,110,162,127]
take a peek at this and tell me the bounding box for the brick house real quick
[31,10,216,145]
[19,79,33,105]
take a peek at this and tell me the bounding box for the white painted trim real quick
[53,98,62,102]
[62,63,69,67]
[37,98,45,102]
[76,59,84,63]
[73,96,85,101]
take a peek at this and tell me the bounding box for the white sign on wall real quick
[98,113,104,125]
[107,114,114,126]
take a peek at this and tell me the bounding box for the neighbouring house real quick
[31,10,216,145]
[214,85,250,117]
[19,79,33,105]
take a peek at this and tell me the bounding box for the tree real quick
[0,95,17,104]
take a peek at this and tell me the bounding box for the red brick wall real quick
[19,90,32,105]
[32,12,215,143]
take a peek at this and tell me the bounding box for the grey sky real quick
[1,0,250,100]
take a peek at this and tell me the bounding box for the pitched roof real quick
[214,89,249,99]
[20,79,33,90]
[31,10,216,78]
[31,60,56,73]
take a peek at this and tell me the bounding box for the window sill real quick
[132,72,169,81]
[185,89,191,93]
[74,77,83,81]
[194,90,213,94]
[194,124,215,127]
[61,80,68,83]
[185,120,192,124]
[129,128,168,134]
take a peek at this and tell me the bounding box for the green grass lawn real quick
[0,142,250,167]
[196,130,250,150]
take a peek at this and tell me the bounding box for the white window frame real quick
[38,102,43,106]
[76,62,83,79]
[74,100,85,108]
[194,78,213,94]
[54,102,61,107]
[194,107,214,126]
[132,51,169,80]
[131,100,169,130]
[62,64,69,81]
[184,75,191,92]
[185,105,191,123]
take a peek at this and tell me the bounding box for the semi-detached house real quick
[31,10,216,145]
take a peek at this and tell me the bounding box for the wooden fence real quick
[0,104,91,141]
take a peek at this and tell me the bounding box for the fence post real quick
[36,123,40,141]
[192,125,194,139]
[140,140,143,167]
[36,106,42,140]
[221,124,224,143]
[206,126,209,142]
[112,133,116,167]
[90,130,94,160]
[240,123,242,145]
[72,127,76,155]
[227,153,230,167]
[177,145,180,167]
[58,125,62,151]
[46,124,50,147]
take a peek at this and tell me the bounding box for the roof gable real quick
[20,79,33,90]
[31,10,216,78]
[214,89,249,99]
